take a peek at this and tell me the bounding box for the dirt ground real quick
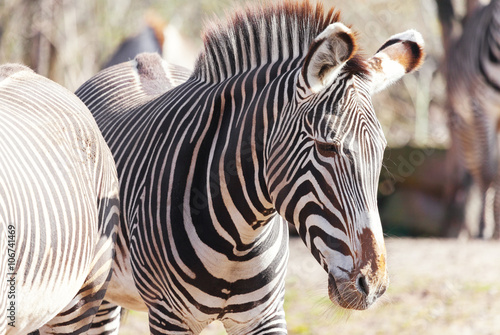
[120,238,500,335]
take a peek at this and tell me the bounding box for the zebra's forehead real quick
[306,76,386,145]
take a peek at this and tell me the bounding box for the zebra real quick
[84,52,191,334]
[446,0,500,239]
[0,64,120,334]
[76,2,425,333]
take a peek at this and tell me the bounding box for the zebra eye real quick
[315,140,340,157]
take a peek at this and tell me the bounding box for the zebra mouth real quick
[327,273,343,304]
[327,273,372,310]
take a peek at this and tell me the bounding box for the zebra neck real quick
[185,69,297,246]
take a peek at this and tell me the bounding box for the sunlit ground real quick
[120,238,500,335]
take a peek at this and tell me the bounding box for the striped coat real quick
[0,64,119,334]
[77,2,424,334]
[446,0,500,238]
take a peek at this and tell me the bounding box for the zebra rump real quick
[0,64,120,334]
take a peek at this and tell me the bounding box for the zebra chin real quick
[327,268,388,310]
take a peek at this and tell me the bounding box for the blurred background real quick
[1,0,499,334]
[0,0,453,236]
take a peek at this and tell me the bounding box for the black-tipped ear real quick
[368,30,425,94]
[301,23,357,94]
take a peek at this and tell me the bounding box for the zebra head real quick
[266,24,424,310]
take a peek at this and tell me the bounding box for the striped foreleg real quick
[89,301,122,335]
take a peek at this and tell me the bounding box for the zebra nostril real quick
[357,275,370,296]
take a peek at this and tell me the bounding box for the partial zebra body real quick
[77,2,424,334]
[0,64,119,334]
[446,0,500,238]
[80,53,191,315]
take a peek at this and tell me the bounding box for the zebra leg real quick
[223,309,287,334]
[494,179,500,239]
[37,265,113,334]
[227,313,287,335]
[38,196,119,334]
[442,138,473,237]
[88,300,122,335]
[37,240,115,334]
[148,304,193,335]
[494,137,500,239]
[223,284,288,335]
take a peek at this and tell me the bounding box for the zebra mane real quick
[193,1,366,83]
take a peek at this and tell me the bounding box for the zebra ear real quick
[301,23,357,94]
[368,30,425,94]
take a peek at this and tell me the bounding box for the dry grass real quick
[120,238,500,334]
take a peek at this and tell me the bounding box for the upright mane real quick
[193,1,351,83]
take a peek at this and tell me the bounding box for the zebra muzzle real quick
[327,265,388,310]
